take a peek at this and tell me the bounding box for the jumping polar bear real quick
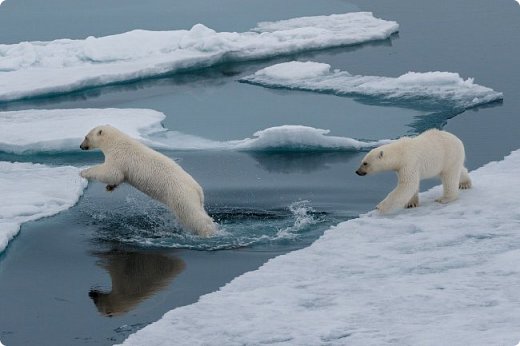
[79,125,217,236]
[356,129,472,214]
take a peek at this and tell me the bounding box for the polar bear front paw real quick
[376,202,393,214]
[406,201,418,208]
[459,181,472,190]
[406,194,419,209]
[80,169,89,179]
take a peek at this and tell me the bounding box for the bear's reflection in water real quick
[89,249,185,316]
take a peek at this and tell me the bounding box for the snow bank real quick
[241,61,504,109]
[0,162,87,253]
[121,149,520,346]
[0,109,388,153]
[0,13,398,102]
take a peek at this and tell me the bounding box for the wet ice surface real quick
[121,150,520,346]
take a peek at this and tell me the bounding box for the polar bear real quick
[79,125,217,236]
[355,129,472,214]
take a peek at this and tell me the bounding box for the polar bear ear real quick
[379,151,384,159]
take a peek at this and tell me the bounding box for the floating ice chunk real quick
[241,61,504,109]
[230,125,390,151]
[0,108,166,154]
[253,61,332,80]
[0,162,87,253]
[0,109,389,153]
[0,12,398,102]
[120,149,520,346]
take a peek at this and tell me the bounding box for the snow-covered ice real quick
[0,108,166,153]
[230,125,390,151]
[241,61,504,109]
[121,149,520,346]
[0,162,87,253]
[0,13,398,102]
[0,109,389,153]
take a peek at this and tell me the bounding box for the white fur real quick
[356,129,472,214]
[80,125,217,236]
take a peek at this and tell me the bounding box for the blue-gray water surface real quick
[0,0,519,345]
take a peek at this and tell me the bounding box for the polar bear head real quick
[80,125,117,151]
[356,141,401,176]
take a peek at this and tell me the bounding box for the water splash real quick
[89,199,333,251]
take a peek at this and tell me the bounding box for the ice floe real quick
[0,162,87,253]
[0,13,398,102]
[120,149,520,346]
[0,109,389,154]
[241,61,504,109]
[229,125,390,151]
[0,108,166,153]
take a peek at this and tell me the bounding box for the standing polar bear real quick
[80,125,217,237]
[356,129,472,214]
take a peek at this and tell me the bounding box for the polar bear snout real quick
[356,169,367,176]
[80,138,90,150]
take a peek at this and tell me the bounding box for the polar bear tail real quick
[459,167,472,190]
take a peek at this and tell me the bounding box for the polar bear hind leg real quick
[166,194,217,237]
[436,169,460,204]
[406,190,419,208]
[175,207,217,237]
[459,167,472,189]
[187,211,217,237]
